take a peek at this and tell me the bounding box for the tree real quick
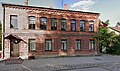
[115,22,120,27]
[94,20,112,53]
[106,35,120,55]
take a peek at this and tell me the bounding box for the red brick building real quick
[1,3,100,59]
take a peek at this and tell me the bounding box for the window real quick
[89,21,94,32]
[75,39,81,50]
[89,40,95,50]
[51,18,57,30]
[71,20,76,31]
[80,20,85,31]
[45,39,52,51]
[61,19,66,31]
[10,15,18,29]
[40,17,47,30]
[29,39,36,51]
[61,39,67,50]
[28,16,36,29]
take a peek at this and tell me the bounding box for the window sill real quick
[10,28,18,30]
[75,49,81,51]
[89,31,94,33]
[29,50,36,52]
[89,49,95,50]
[61,50,67,52]
[45,50,52,52]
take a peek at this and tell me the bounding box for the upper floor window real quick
[61,39,67,50]
[80,20,85,32]
[75,39,81,50]
[61,19,66,31]
[45,39,52,51]
[28,16,36,29]
[40,17,47,30]
[10,15,18,29]
[89,21,94,32]
[51,18,57,30]
[29,39,36,51]
[71,20,76,31]
[89,40,95,50]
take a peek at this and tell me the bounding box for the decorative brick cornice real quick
[2,3,100,18]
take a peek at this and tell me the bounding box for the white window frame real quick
[29,39,36,51]
[45,39,52,51]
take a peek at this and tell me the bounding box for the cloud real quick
[71,0,95,11]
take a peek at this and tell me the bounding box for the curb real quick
[35,54,102,59]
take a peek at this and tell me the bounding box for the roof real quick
[2,3,100,15]
[109,27,120,33]
[4,34,27,44]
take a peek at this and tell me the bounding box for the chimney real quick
[64,4,67,10]
[24,0,28,6]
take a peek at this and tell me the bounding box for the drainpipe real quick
[2,4,5,59]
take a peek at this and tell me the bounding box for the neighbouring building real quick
[109,27,120,35]
[1,2,100,59]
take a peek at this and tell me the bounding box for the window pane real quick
[10,15,18,28]
[29,39,36,51]
[80,20,85,31]
[61,19,66,31]
[29,16,36,24]
[89,21,94,32]
[71,23,76,31]
[28,16,36,29]
[45,39,52,51]
[40,17,47,30]
[51,18,57,30]
[71,20,76,31]
[61,39,67,50]
[89,40,95,50]
[75,40,81,50]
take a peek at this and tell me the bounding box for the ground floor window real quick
[29,39,36,51]
[89,40,95,50]
[61,39,67,50]
[75,39,81,50]
[45,39,52,51]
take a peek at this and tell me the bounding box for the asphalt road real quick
[0,54,120,71]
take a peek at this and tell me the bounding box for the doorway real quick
[10,39,19,57]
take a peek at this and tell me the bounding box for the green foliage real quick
[94,20,114,53]
[106,35,120,55]
[115,22,120,27]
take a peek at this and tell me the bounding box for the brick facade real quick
[2,4,100,59]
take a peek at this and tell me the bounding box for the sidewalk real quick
[0,58,5,62]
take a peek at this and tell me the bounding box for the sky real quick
[0,0,120,26]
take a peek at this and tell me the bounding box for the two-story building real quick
[1,2,100,59]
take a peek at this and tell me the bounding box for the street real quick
[0,55,120,71]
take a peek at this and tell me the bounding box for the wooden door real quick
[10,40,19,57]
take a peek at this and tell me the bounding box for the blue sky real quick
[0,0,120,26]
